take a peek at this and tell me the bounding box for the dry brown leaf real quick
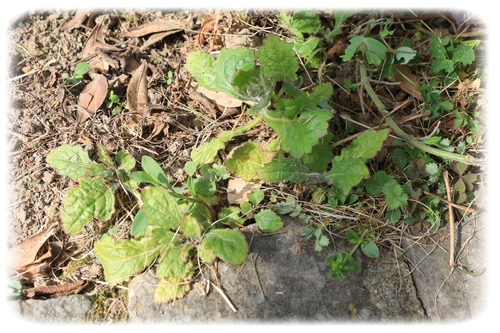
[126,60,149,113]
[393,64,423,101]
[15,241,62,280]
[227,178,261,204]
[23,280,85,299]
[122,19,184,38]
[77,74,108,122]
[197,86,243,108]
[60,10,92,32]
[8,225,54,273]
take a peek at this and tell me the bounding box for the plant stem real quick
[344,229,369,263]
[358,60,485,166]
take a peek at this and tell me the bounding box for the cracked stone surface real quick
[127,216,427,323]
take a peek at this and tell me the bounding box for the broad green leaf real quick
[61,177,115,234]
[213,47,256,97]
[186,51,216,90]
[97,144,115,168]
[334,10,357,29]
[432,58,455,73]
[346,229,360,243]
[258,154,311,183]
[364,37,387,65]
[46,144,94,180]
[293,37,319,57]
[365,171,394,196]
[187,47,255,99]
[226,142,275,180]
[385,208,401,224]
[382,181,408,209]
[191,116,262,166]
[183,161,197,176]
[256,35,298,82]
[219,207,245,225]
[116,150,136,173]
[325,156,370,195]
[263,109,333,158]
[141,186,182,229]
[247,189,265,207]
[94,236,159,285]
[180,216,203,239]
[274,92,317,119]
[199,229,248,265]
[361,240,380,258]
[193,177,216,196]
[129,171,160,186]
[156,247,195,279]
[453,44,475,66]
[141,156,170,188]
[287,10,321,37]
[395,46,417,64]
[341,129,389,161]
[154,277,191,303]
[302,131,334,172]
[308,83,334,106]
[86,164,113,179]
[254,209,283,233]
[130,209,148,236]
[341,35,364,62]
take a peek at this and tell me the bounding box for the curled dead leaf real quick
[77,74,108,122]
[122,20,185,38]
[126,60,149,113]
[393,64,423,102]
[197,86,242,108]
[227,178,261,204]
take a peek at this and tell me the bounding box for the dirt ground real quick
[5,8,487,321]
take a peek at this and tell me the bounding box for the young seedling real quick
[62,62,89,84]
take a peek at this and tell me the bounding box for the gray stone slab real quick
[404,209,487,321]
[10,294,93,323]
[128,216,427,323]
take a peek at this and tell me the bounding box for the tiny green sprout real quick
[106,90,124,115]
[166,70,174,85]
[62,62,89,84]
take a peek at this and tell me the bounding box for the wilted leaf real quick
[60,10,92,32]
[393,64,423,101]
[127,60,148,113]
[227,178,261,204]
[62,177,115,234]
[94,236,159,285]
[226,142,275,181]
[197,86,242,108]
[122,20,185,38]
[77,74,108,122]
[8,225,54,274]
[154,277,191,303]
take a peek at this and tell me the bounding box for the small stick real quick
[210,281,237,312]
[443,170,456,268]
[251,253,266,301]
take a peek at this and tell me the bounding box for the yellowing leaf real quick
[94,236,159,285]
[61,177,115,234]
[226,142,275,180]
